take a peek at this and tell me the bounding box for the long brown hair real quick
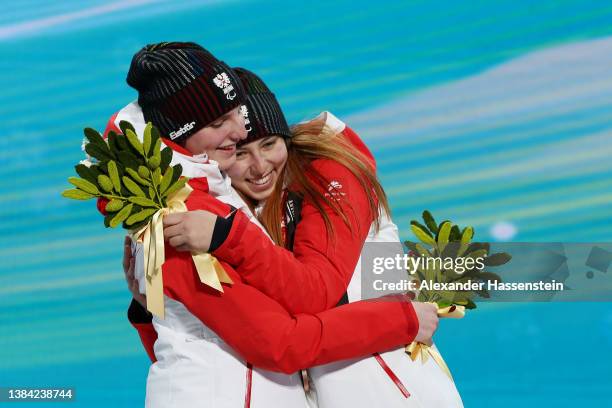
[260,117,391,247]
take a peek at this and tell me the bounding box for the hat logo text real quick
[213,72,237,101]
[240,105,252,133]
[169,121,196,140]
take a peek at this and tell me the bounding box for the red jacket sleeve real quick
[127,299,157,363]
[160,187,418,374]
[213,158,375,314]
[132,322,157,363]
[163,250,417,374]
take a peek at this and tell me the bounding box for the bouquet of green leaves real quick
[405,210,512,309]
[62,121,186,230]
[403,210,511,377]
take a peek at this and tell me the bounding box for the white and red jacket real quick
[208,112,463,408]
[106,103,419,408]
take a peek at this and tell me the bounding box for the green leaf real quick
[74,164,97,185]
[440,241,460,259]
[461,227,474,245]
[457,226,474,257]
[159,166,174,194]
[151,124,161,147]
[107,161,121,192]
[474,286,491,299]
[126,208,158,226]
[465,242,489,256]
[465,249,488,262]
[152,167,162,187]
[411,220,432,237]
[97,174,113,193]
[68,177,99,194]
[126,129,144,156]
[153,138,161,156]
[170,163,182,183]
[62,188,94,200]
[110,203,133,228]
[107,131,121,153]
[411,223,437,246]
[122,176,146,197]
[103,212,112,228]
[85,143,112,162]
[437,221,452,253]
[464,298,477,310]
[117,150,141,170]
[83,127,106,147]
[164,177,188,197]
[436,299,453,309]
[128,196,159,208]
[415,243,430,257]
[143,123,152,158]
[116,132,129,151]
[105,199,124,212]
[160,146,173,171]
[126,168,150,186]
[138,165,150,179]
[148,152,161,169]
[437,221,451,245]
[483,252,512,266]
[449,225,461,242]
[118,120,135,136]
[422,210,438,235]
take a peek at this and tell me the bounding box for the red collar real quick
[162,137,194,156]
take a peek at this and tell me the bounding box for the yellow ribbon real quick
[132,183,233,319]
[405,303,465,381]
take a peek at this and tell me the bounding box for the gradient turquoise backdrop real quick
[1,1,611,406]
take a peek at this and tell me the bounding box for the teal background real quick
[1,0,611,406]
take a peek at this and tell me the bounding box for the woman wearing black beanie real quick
[110,42,429,408]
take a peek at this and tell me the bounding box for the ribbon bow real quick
[133,182,233,319]
[405,303,465,381]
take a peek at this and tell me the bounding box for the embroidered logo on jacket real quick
[325,180,346,199]
[213,72,237,101]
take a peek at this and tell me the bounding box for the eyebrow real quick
[259,136,275,144]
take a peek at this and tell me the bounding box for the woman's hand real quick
[411,302,439,345]
[163,210,217,253]
[124,236,147,308]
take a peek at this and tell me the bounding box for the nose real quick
[251,151,267,175]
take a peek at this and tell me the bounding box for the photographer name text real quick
[372,279,565,292]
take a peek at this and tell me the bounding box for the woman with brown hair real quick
[159,67,463,407]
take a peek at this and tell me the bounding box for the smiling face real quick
[183,106,248,171]
[227,136,288,204]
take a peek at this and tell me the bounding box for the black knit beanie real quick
[127,42,245,142]
[233,67,291,147]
